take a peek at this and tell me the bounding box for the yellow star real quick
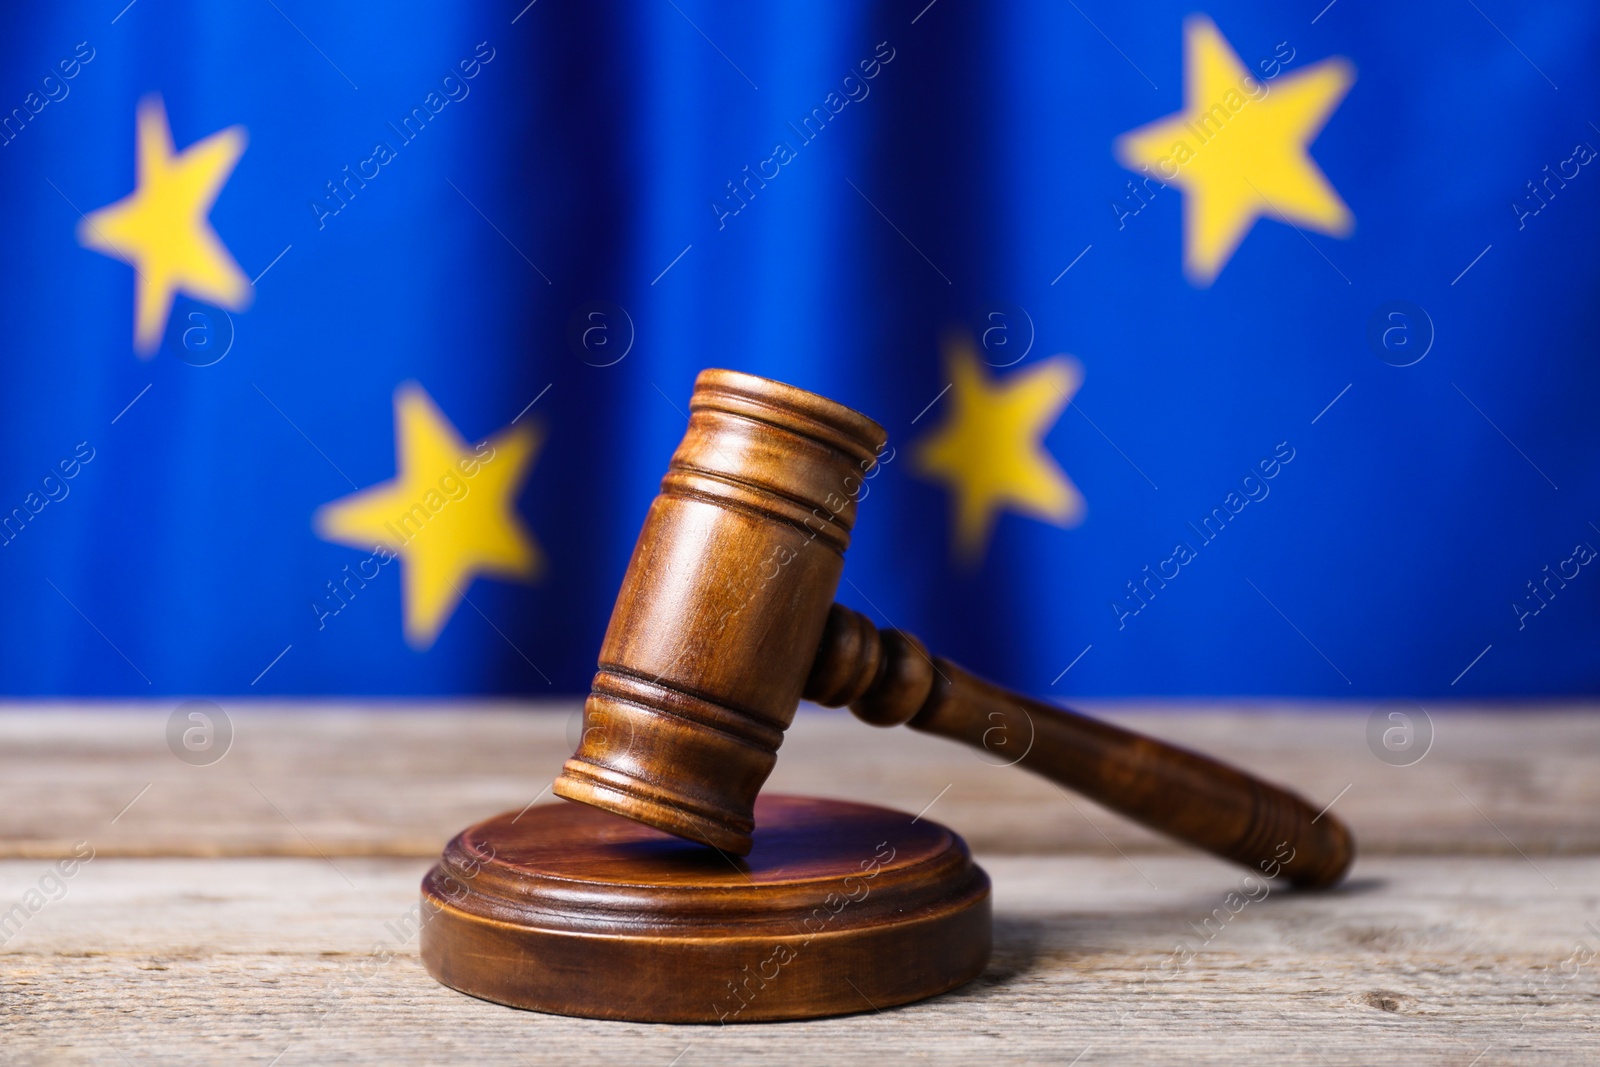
[78,94,252,356]
[1114,16,1355,286]
[314,384,544,650]
[913,338,1085,563]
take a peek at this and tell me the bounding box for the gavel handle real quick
[803,604,1353,889]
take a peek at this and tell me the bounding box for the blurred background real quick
[0,0,1595,699]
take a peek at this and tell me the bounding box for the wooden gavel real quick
[553,369,1353,889]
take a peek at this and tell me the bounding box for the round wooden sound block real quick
[420,794,991,1023]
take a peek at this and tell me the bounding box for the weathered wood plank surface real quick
[2,855,1596,1065]
[1,704,1595,858]
[1,705,1596,1064]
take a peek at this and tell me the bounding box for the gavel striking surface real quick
[420,795,992,1023]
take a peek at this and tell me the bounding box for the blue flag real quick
[1,1,1595,697]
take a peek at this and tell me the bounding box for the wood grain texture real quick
[1,706,1596,1062]
[2,854,1596,1064]
[554,370,891,856]
[807,604,1352,887]
[0,704,1594,859]
[421,795,990,1021]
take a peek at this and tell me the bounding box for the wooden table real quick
[2,703,1596,1064]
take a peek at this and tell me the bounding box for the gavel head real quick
[551,370,887,855]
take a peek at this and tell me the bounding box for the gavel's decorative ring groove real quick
[552,369,889,855]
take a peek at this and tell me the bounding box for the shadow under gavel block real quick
[422,369,1353,1022]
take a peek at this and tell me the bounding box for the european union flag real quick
[1,1,1595,697]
